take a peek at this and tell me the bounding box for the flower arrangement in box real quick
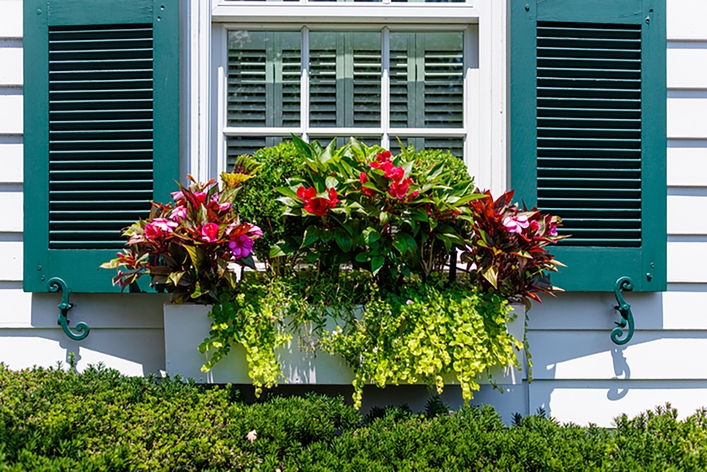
[103,138,566,408]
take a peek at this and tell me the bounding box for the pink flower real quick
[211,193,232,211]
[171,190,184,202]
[548,223,558,237]
[200,223,220,242]
[249,225,263,238]
[170,205,187,221]
[152,218,177,232]
[503,215,530,234]
[530,220,540,232]
[229,234,254,259]
[246,430,257,443]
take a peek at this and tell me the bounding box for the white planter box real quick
[163,303,526,385]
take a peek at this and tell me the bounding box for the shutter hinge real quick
[611,276,634,345]
[47,278,90,341]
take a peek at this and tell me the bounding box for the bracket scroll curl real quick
[611,276,634,345]
[47,277,90,341]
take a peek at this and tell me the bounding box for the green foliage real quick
[320,277,522,408]
[2,365,707,471]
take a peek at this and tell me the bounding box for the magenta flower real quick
[170,205,187,222]
[200,223,220,242]
[152,218,178,232]
[548,223,558,237]
[229,234,254,259]
[503,215,529,234]
[194,191,208,205]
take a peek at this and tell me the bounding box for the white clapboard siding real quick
[668,145,707,187]
[668,45,707,90]
[0,191,22,232]
[0,94,22,134]
[529,380,707,428]
[0,328,165,376]
[668,194,707,234]
[0,0,22,39]
[0,45,21,86]
[528,331,707,380]
[0,288,31,326]
[0,241,21,281]
[667,97,707,139]
[668,242,707,283]
[0,143,22,183]
[667,0,707,41]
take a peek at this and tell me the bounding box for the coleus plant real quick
[101,157,264,304]
[462,190,567,308]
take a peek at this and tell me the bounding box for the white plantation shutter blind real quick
[310,32,381,128]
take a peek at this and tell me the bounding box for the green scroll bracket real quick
[47,277,90,341]
[611,276,634,345]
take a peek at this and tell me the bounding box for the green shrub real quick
[2,364,707,471]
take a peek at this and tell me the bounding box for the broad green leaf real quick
[319,229,333,243]
[276,186,299,199]
[355,252,369,263]
[483,266,498,288]
[185,246,208,270]
[325,176,339,189]
[240,255,256,270]
[292,134,313,160]
[362,227,380,245]
[333,227,353,252]
[371,255,385,275]
[302,225,320,247]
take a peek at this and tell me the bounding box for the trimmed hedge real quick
[1,364,707,471]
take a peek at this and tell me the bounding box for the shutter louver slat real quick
[48,24,154,250]
[352,49,381,127]
[537,21,642,248]
[424,49,463,128]
[310,47,338,128]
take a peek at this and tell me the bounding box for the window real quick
[208,0,494,180]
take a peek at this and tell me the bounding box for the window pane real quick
[389,137,464,158]
[390,32,464,128]
[228,31,301,128]
[227,136,286,168]
[309,32,381,128]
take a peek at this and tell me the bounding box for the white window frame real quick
[185,0,508,195]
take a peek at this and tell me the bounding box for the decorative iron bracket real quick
[47,277,90,341]
[611,276,634,345]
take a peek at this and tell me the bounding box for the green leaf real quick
[355,252,370,263]
[362,227,380,245]
[325,176,339,189]
[380,211,390,226]
[292,134,313,160]
[185,246,208,270]
[168,271,185,286]
[276,186,299,199]
[302,225,320,247]
[333,227,353,252]
[482,266,498,288]
[319,229,333,243]
[240,255,256,270]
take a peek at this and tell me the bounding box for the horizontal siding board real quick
[0,328,165,376]
[529,380,707,427]
[0,47,22,86]
[668,97,707,139]
[25,292,169,329]
[0,192,22,232]
[0,143,22,183]
[667,45,707,89]
[0,0,22,39]
[668,145,707,187]
[668,194,707,235]
[667,0,707,41]
[0,288,31,326]
[668,241,707,283]
[0,241,22,281]
[0,94,22,134]
[528,331,707,380]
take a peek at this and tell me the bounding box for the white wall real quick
[0,0,169,376]
[526,0,707,426]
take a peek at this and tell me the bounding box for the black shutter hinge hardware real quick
[47,277,90,341]
[611,276,634,345]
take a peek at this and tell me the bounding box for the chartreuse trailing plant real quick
[3,364,707,471]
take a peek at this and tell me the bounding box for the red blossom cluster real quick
[366,151,418,200]
[296,186,339,216]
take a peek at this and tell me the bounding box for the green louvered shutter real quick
[226,31,300,163]
[510,0,666,292]
[23,0,179,293]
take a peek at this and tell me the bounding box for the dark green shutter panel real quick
[24,0,179,293]
[510,0,666,292]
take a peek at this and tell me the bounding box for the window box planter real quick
[163,302,526,386]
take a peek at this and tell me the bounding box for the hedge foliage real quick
[2,364,707,471]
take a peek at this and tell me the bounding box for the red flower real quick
[298,186,338,216]
[383,163,404,182]
[389,177,413,199]
[377,151,392,162]
[200,222,220,242]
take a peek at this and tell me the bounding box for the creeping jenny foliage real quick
[2,364,707,471]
